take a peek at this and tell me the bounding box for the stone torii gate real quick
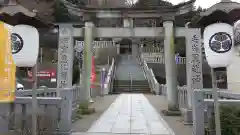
[56,0,203,114]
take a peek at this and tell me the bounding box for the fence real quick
[140,56,192,109]
[0,59,116,135]
[140,57,160,94]
[140,53,186,64]
[0,88,73,135]
[192,89,240,135]
[159,84,189,109]
[159,85,228,109]
[103,58,116,94]
[15,86,81,120]
[141,47,164,53]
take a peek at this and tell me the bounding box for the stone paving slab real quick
[145,95,194,135]
[72,133,131,135]
[87,94,175,135]
[72,95,119,132]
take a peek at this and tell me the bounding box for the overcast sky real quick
[169,0,240,9]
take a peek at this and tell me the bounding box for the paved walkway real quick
[82,94,174,135]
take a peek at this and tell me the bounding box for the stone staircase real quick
[112,55,151,93]
[113,80,150,93]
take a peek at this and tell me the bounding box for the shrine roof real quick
[61,0,195,16]
[77,0,195,9]
[0,0,54,28]
[194,0,240,27]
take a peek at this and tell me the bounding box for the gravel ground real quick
[144,94,194,135]
[71,94,119,132]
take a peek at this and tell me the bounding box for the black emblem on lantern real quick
[11,33,23,54]
[209,32,232,53]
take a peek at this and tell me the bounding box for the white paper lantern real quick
[11,25,39,67]
[203,23,234,68]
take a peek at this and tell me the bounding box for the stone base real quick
[162,109,181,116]
[1,131,17,135]
[152,91,156,95]
[181,108,193,125]
[181,108,209,125]
[55,131,72,135]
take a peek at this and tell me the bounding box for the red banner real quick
[91,56,96,88]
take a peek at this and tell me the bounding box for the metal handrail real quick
[109,62,116,93]
[129,72,132,92]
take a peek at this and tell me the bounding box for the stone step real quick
[113,85,150,89]
[113,86,151,93]
[113,83,149,87]
[112,88,151,94]
[113,80,151,93]
[113,80,149,85]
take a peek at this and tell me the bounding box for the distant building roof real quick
[195,0,240,27]
[0,0,53,28]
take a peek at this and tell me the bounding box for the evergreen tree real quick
[53,0,71,22]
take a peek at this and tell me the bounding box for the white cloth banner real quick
[75,40,84,53]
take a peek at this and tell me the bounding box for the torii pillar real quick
[81,21,95,102]
[163,17,179,113]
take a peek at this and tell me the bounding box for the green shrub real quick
[220,104,240,135]
[78,102,89,110]
[207,104,240,135]
[76,102,95,116]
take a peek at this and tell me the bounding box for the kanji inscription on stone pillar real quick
[57,24,73,88]
[186,28,203,108]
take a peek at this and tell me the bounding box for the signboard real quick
[28,69,56,79]
[0,22,16,102]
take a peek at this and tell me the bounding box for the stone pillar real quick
[163,20,179,111]
[117,44,120,54]
[113,38,121,55]
[58,88,73,134]
[81,21,94,101]
[132,39,139,59]
[123,18,133,28]
[184,28,203,123]
[132,43,138,58]
[57,24,74,91]
[123,18,133,55]
[186,29,203,108]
